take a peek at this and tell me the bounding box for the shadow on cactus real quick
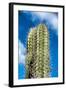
[25,24,50,78]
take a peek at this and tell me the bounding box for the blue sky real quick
[18,11,58,79]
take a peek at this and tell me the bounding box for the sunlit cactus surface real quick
[25,24,50,78]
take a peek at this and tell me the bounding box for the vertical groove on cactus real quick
[25,24,50,78]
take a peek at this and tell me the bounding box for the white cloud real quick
[19,40,26,64]
[31,12,58,30]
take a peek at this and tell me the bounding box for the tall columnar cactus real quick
[25,24,50,78]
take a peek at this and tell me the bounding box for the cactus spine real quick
[25,24,50,78]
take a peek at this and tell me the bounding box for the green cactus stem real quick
[25,24,50,78]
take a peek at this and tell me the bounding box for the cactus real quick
[25,24,50,78]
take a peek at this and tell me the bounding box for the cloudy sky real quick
[18,11,58,79]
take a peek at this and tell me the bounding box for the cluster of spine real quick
[25,24,50,78]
